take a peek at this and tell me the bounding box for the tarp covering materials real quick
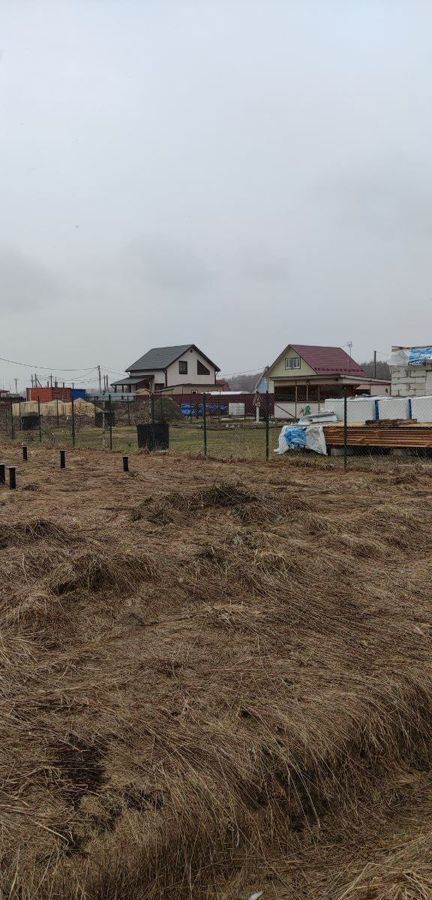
[276,424,327,456]
[389,347,432,367]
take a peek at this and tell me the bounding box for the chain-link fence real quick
[0,393,281,461]
[2,391,432,465]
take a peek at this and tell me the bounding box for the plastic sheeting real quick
[305,425,327,455]
[323,397,377,424]
[410,396,432,423]
[275,424,327,455]
[376,397,410,420]
[389,347,432,367]
[276,426,307,453]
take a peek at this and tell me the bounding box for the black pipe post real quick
[71,394,76,448]
[151,393,155,451]
[0,464,5,485]
[56,398,60,428]
[108,395,113,450]
[60,449,66,469]
[10,404,15,441]
[9,467,16,490]
[343,388,348,471]
[38,398,42,443]
[123,455,129,472]
[265,390,270,461]
[22,445,28,462]
[202,392,207,457]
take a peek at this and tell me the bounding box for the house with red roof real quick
[266,344,390,419]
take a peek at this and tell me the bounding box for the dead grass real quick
[0,447,432,898]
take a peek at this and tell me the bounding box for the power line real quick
[0,353,98,372]
[100,365,127,376]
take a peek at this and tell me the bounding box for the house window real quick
[285,356,301,370]
[179,360,188,374]
[155,382,164,392]
[197,360,210,375]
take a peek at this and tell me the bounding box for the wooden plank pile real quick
[324,422,432,449]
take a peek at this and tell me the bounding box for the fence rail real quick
[1,393,277,461]
[2,391,432,466]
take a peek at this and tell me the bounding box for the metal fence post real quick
[265,390,270,461]
[38,398,42,443]
[343,389,348,470]
[10,403,15,441]
[71,394,76,448]
[56,398,60,428]
[127,399,131,426]
[151,394,155,450]
[203,392,207,457]
[108,395,113,450]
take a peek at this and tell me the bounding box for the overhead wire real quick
[0,354,98,372]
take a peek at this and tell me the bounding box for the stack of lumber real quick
[324,422,432,449]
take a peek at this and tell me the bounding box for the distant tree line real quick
[360,360,391,380]
[228,373,261,392]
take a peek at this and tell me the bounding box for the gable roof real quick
[127,344,220,373]
[270,344,367,378]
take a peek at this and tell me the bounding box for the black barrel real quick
[137,423,169,451]
[21,412,40,431]
[95,410,115,428]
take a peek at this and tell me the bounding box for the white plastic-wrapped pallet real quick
[323,397,376,423]
[377,397,410,420]
[410,396,432,423]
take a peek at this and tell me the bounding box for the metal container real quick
[137,423,169,450]
[21,412,41,431]
[95,410,115,428]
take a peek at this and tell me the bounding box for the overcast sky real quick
[1,0,432,389]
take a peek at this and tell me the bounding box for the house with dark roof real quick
[266,344,390,419]
[111,345,220,394]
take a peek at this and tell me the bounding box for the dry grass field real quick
[1,445,432,899]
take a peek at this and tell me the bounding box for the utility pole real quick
[14,378,18,394]
[373,350,377,379]
[97,365,102,394]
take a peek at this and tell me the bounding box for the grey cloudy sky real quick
[1,0,432,389]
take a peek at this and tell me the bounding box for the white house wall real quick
[273,401,321,420]
[167,348,216,386]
